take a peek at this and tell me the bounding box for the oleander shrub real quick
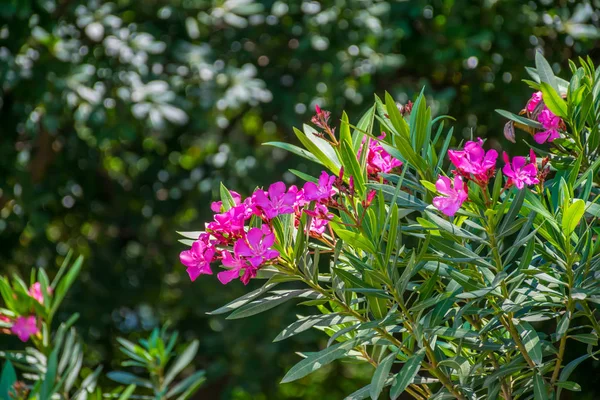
[0,253,205,399]
[178,53,600,399]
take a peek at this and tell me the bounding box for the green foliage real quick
[0,258,204,399]
[2,0,600,398]
[198,54,600,399]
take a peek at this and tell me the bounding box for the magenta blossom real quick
[303,171,336,202]
[180,234,216,281]
[534,108,561,144]
[447,138,497,183]
[534,129,560,144]
[234,226,280,267]
[359,134,403,175]
[207,203,249,239]
[502,150,539,189]
[304,204,334,235]
[433,176,469,217]
[252,182,298,219]
[210,191,242,213]
[28,283,51,304]
[526,91,543,113]
[217,251,258,285]
[11,316,39,342]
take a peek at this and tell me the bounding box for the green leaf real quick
[207,283,278,315]
[40,350,58,400]
[370,351,396,400]
[50,255,83,320]
[106,372,152,388]
[517,322,543,365]
[219,183,236,211]
[274,314,355,342]
[533,372,548,400]
[117,385,136,400]
[384,92,409,138]
[540,82,568,118]
[555,381,581,392]
[409,91,430,152]
[556,311,570,340]
[389,349,425,399]
[352,105,375,153]
[264,142,321,164]
[340,111,352,145]
[281,339,359,383]
[227,290,318,319]
[296,125,341,175]
[569,333,598,346]
[339,140,365,195]
[563,199,585,235]
[166,371,206,398]
[163,340,199,387]
[495,109,543,130]
[332,224,376,254]
[535,51,559,93]
[0,361,17,400]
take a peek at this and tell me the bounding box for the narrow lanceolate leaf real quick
[533,372,549,400]
[166,371,206,398]
[208,283,277,315]
[540,82,568,118]
[106,372,153,388]
[370,351,397,400]
[50,255,83,319]
[562,199,585,235]
[495,109,543,130]
[0,360,17,397]
[40,350,58,400]
[535,51,559,93]
[389,349,425,399]
[227,289,319,319]
[281,338,360,383]
[274,314,356,342]
[117,385,136,400]
[517,322,543,365]
[163,340,199,387]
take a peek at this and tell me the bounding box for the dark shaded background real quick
[1,0,600,398]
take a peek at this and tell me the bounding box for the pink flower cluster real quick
[433,139,540,216]
[0,282,47,342]
[359,134,403,176]
[503,150,539,189]
[180,172,337,285]
[526,91,562,144]
[448,138,497,185]
[433,138,497,216]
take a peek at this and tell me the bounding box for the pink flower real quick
[303,171,336,202]
[11,316,39,342]
[217,251,258,285]
[534,108,562,144]
[502,150,539,189]
[538,108,561,130]
[432,176,468,217]
[360,134,403,175]
[447,138,497,183]
[252,182,298,219]
[526,91,543,113]
[210,191,242,213]
[533,129,560,144]
[207,204,249,239]
[304,204,334,235]
[28,283,51,304]
[180,235,216,281]
[233,226,279,267]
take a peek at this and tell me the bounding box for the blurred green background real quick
[1,0,600,398]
